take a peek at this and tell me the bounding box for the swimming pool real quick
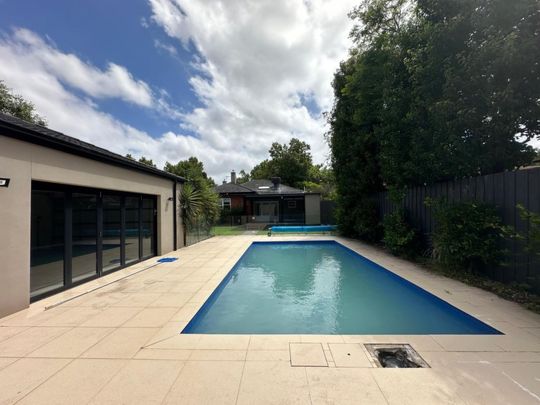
[182,241,501,335]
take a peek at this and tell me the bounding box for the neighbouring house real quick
[215,171,321,225]
[0,112,184,318]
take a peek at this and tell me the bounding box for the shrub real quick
[352,199,382,242]
[337,198,381,241]
[517,204,540,258]
[431,200,509,271]
[382,209,420,257]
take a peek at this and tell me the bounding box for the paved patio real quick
[1,235,540,404]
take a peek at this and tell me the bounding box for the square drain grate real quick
[364,344,430,368]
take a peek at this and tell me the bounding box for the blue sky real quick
[0,0,356,180]
[0,0,199,135]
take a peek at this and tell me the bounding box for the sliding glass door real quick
[30,189,65,298]
[30,182,157,300]
[72,192,98,282]
[102,195,122,272]
[125,196,141,264]
[142,197,155,258]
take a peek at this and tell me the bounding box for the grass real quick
[211,225,246,235]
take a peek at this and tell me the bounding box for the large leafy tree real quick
[328,51,385,237]
[164,157,215,190]
[236,169,251,184]
[249,138,314,188]
[245,138,336,198]
[330,0,540,235]
[0,80,46,125]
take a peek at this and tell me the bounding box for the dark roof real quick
[0,112,184,182]
[214,182,254,194]
[216,179,315,196]
[242,179,306,194]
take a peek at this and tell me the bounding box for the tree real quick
[137,156,156,168]
[302,165,337,200]
[249,138,313,188]
[236,169,251,184]
[329,0,540,235]
[250,159,273,181]
[164,157,215,190]
[125,154,157,168]
[533,150,540,166]
[328,52,385,237]
[0,81,46,125]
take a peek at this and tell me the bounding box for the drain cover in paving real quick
[290,343,328,367]
[328,343,372,368]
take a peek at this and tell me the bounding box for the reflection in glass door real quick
[142,197,155,258]
[125,196,140,264]
[30,189,65,297]
[102,195,122,272]
[72,193,98,282]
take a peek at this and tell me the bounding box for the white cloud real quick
[0,1,357,182]
[9,28,154,107]
[154,39,178,57]
[149,0,357,178]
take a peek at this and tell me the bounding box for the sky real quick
[0,0,357,182]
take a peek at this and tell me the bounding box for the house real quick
[0,112,184,318]
[215,171,321,225]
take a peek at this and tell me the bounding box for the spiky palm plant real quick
[181,183,203,229]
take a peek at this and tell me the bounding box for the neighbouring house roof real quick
[0,112,185,183]
[215,182,255,194]
[216,179,317,196]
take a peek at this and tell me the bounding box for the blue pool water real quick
[183,241,501,335]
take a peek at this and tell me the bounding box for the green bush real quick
[352,199,382,242]
[431,200,509,271]
[337,198,381,241]
[382,209,420,257]
[517,204,540,258]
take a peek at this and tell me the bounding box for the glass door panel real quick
[102,195,121,272]
[31,189,65,297]
[142,197,155,258]
[72,193,98,282]
[125,196,140,264]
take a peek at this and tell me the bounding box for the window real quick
[287,200,297,208]
[220,198,231,210]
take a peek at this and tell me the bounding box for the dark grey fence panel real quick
[320,200,337,225]
[373,167,540,289]
[530,170,540,281]
[515,171,529,282]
